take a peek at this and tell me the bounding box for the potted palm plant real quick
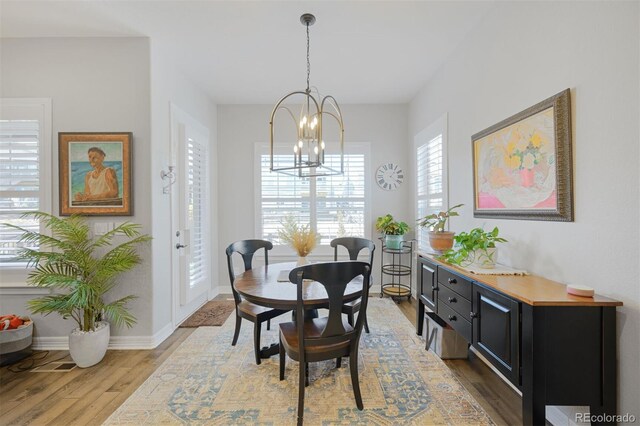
[5,212,151,367]
[417,203,463,253]
[375,214,409,250]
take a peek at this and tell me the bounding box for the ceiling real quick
[0,1,496,104]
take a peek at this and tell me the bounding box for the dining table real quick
[233,261,365,359]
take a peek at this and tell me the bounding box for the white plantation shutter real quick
[0,99,51,269]
[186,137,207,288]
[315,154,365,244]
[416,119,447,251]
[258,144,368,246]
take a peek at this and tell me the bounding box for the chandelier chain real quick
[306,21,310,92]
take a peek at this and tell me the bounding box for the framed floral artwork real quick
[59,132,132,216]
[472,89,573,221]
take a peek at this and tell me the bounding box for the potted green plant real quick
[375,214,409,250]
[4,212,151,367]
[417,203,463,253]
[440,226,507,269]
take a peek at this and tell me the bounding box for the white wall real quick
[0,37,153,339]
[149,40,218,334]
[409,1,639,420]
[217,104,409,292]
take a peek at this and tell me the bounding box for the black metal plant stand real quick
[379,238,413,301]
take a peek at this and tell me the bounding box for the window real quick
[257,143,370,248]
[0,99,52,280]
[415,115,448,252]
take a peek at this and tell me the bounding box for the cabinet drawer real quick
[438,267,472,300]
[437,301,472,342]
[439,285,471,319]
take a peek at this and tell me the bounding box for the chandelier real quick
[269,13,344,178]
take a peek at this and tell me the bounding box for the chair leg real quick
[305,362,309,387]
[254,321,262,365]
[297,360,306,426]
[349,347,363,410]
[279,336,285,380]
[347,312,354,327]
[232,314,242,346]
[267,318,271,330]
[336,357,342,368]
[364,313,370,334]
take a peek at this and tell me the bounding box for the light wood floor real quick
[0,295,521,425]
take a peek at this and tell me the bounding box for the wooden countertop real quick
[417,252,623,307]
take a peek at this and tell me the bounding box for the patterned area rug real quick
[179,300,236,327]
[105,298,494,425]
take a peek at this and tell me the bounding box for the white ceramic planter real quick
[473,247,497,269]
[69,321,110,368]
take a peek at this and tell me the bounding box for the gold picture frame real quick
[472,89,573,221]
[59,132,132,216]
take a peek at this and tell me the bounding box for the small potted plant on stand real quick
[278,215,318,266]
[5,212,151,368]
[375,214,409,250]
[440,226,507,269]
[417,203,463,253]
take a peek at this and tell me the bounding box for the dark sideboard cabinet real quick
[416,254,622,426]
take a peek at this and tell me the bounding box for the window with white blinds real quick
[0,99,52,272]
[258,144,368,246]
[186,137,207,289]
[415,115,448,252]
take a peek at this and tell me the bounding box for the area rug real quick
[179,300,236,327]
[105,298,494,425]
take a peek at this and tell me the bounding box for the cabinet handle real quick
[448,315,457,321]
[470,312,477,319]
[448,278,457,284]
[448,296,457,303]
[432,286,439,291]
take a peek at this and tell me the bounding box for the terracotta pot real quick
[428,231,455,253]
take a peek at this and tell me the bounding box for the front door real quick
[170,103,210,325]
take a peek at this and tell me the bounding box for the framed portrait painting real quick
[472,89,573,221]
[59,132,132,216]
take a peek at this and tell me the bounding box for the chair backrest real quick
[331,237,375,267]
[226,239,273,304]
[289,261,371,357]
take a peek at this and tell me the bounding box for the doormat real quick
[179,300,236,327]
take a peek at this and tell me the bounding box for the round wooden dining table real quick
[233,261,365,360]
[233,261,364,311]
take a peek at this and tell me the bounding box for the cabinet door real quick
[472,283,520,386]
[418,257,437,312]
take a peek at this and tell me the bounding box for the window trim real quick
[254,141,371,257]
[0,98,52,287]
[414,113,449,253]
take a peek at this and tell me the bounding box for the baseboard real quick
[31,322,176,351]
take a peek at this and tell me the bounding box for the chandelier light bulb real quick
[294,145,298,153]
[314,146,319,155]
[298,140,303,148]
[321,140,325,149]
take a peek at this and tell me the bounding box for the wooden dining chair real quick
[279,261,371,425]
[331,237,375,333]
[226,239,289,365]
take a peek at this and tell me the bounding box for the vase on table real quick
[297,256,309,266]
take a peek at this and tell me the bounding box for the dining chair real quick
[279,261,371,425]
[226,239,290,365]
[330,237,375,333]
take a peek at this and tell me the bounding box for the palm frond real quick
[102,295,138,328]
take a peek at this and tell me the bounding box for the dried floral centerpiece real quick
[278,216,318,265]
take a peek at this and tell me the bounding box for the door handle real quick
[176,243,188,249]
